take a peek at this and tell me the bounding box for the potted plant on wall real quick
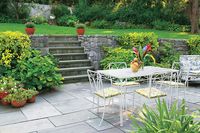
[25,22,35,35]
[76,24,85,35]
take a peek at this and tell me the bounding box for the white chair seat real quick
[95,87,121,98]
[156,81,185,87]
[135,87,166,99]
[113,81,140,86]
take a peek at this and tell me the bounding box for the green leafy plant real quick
[130,99,200,133]
[29,16,47,24]
[2,94,12,103]
[25,22,35,28]
[12,50,63,91]
[90,20,112,29]
[100,47,134,69]
[118,32,159,50]
[24,89,38,99]
[76,23,86,29]
[51,4,70,19]
[156,42,180,68]
[57,15,78,27]
[187,36,200,55]
[10,89,27,102]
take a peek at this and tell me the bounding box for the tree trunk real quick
[189,0,199,33]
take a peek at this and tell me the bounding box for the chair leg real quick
[97,97,100,113]
[120,94,123,126]
[132,92,135,111]
[99,99,106,126]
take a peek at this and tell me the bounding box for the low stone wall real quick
[78,36,188,69]
[78,35,117,69]
[158,38,188,54]
[30,35,188,69]
[30,35,49,55]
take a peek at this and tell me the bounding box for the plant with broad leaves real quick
[130,99,200,133]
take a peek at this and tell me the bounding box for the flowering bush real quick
[118,32,159,50]
[0,31,31,67]
[101,47,134,69]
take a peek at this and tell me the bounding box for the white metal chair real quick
[87,69,122,126]
[155,62,187,103]
[133,72,167,108]
[108,62,140,112]
[108,62,140,87]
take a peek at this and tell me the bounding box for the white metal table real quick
[97,66,178,126]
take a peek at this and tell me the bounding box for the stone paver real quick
[21,97,61,120]
[52,98,95,114]
[41,90,75,104]
[0,111,27,126]
[49,110,97,126]
[99,128,124,133]
[0,105,19,114]
[86,118,114,131]
[0,119,54,133]
[38,122,97,133]
[0,82,199,133]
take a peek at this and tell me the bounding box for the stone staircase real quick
[47,35,93,84]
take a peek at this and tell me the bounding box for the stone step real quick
[47,41,81,47]
[48,35,78,41]
[49,47,84,54]
[63,75,88,84]
[53,53,88,60]
[59,66,93,76]
[59,59,91,68]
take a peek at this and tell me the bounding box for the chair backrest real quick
[87,69,99,93]
[180,55,200,82]
[108,62,127,69]
[87,69,112,98]
[108,62,127,84]
[87,69,105,93]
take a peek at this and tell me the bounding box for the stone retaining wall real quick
[78,36,188,69]
[30,35,188,69]
[78,35,117,69]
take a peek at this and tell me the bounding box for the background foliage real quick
[117,32,159,50]
[187,36,200,55]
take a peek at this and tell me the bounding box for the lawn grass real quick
[0,23,199,39]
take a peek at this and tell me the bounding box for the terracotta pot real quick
[76,28,85,35]
[27,96,36,103]
[1,100,10,106]
[11,100,26,108]
[0,92,9,100]
[25,28,35,35]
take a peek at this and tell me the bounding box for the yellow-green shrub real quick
[0,31,31,67]
[187,36,200,55]
[117,32,159,50]
[100,47,134,69]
